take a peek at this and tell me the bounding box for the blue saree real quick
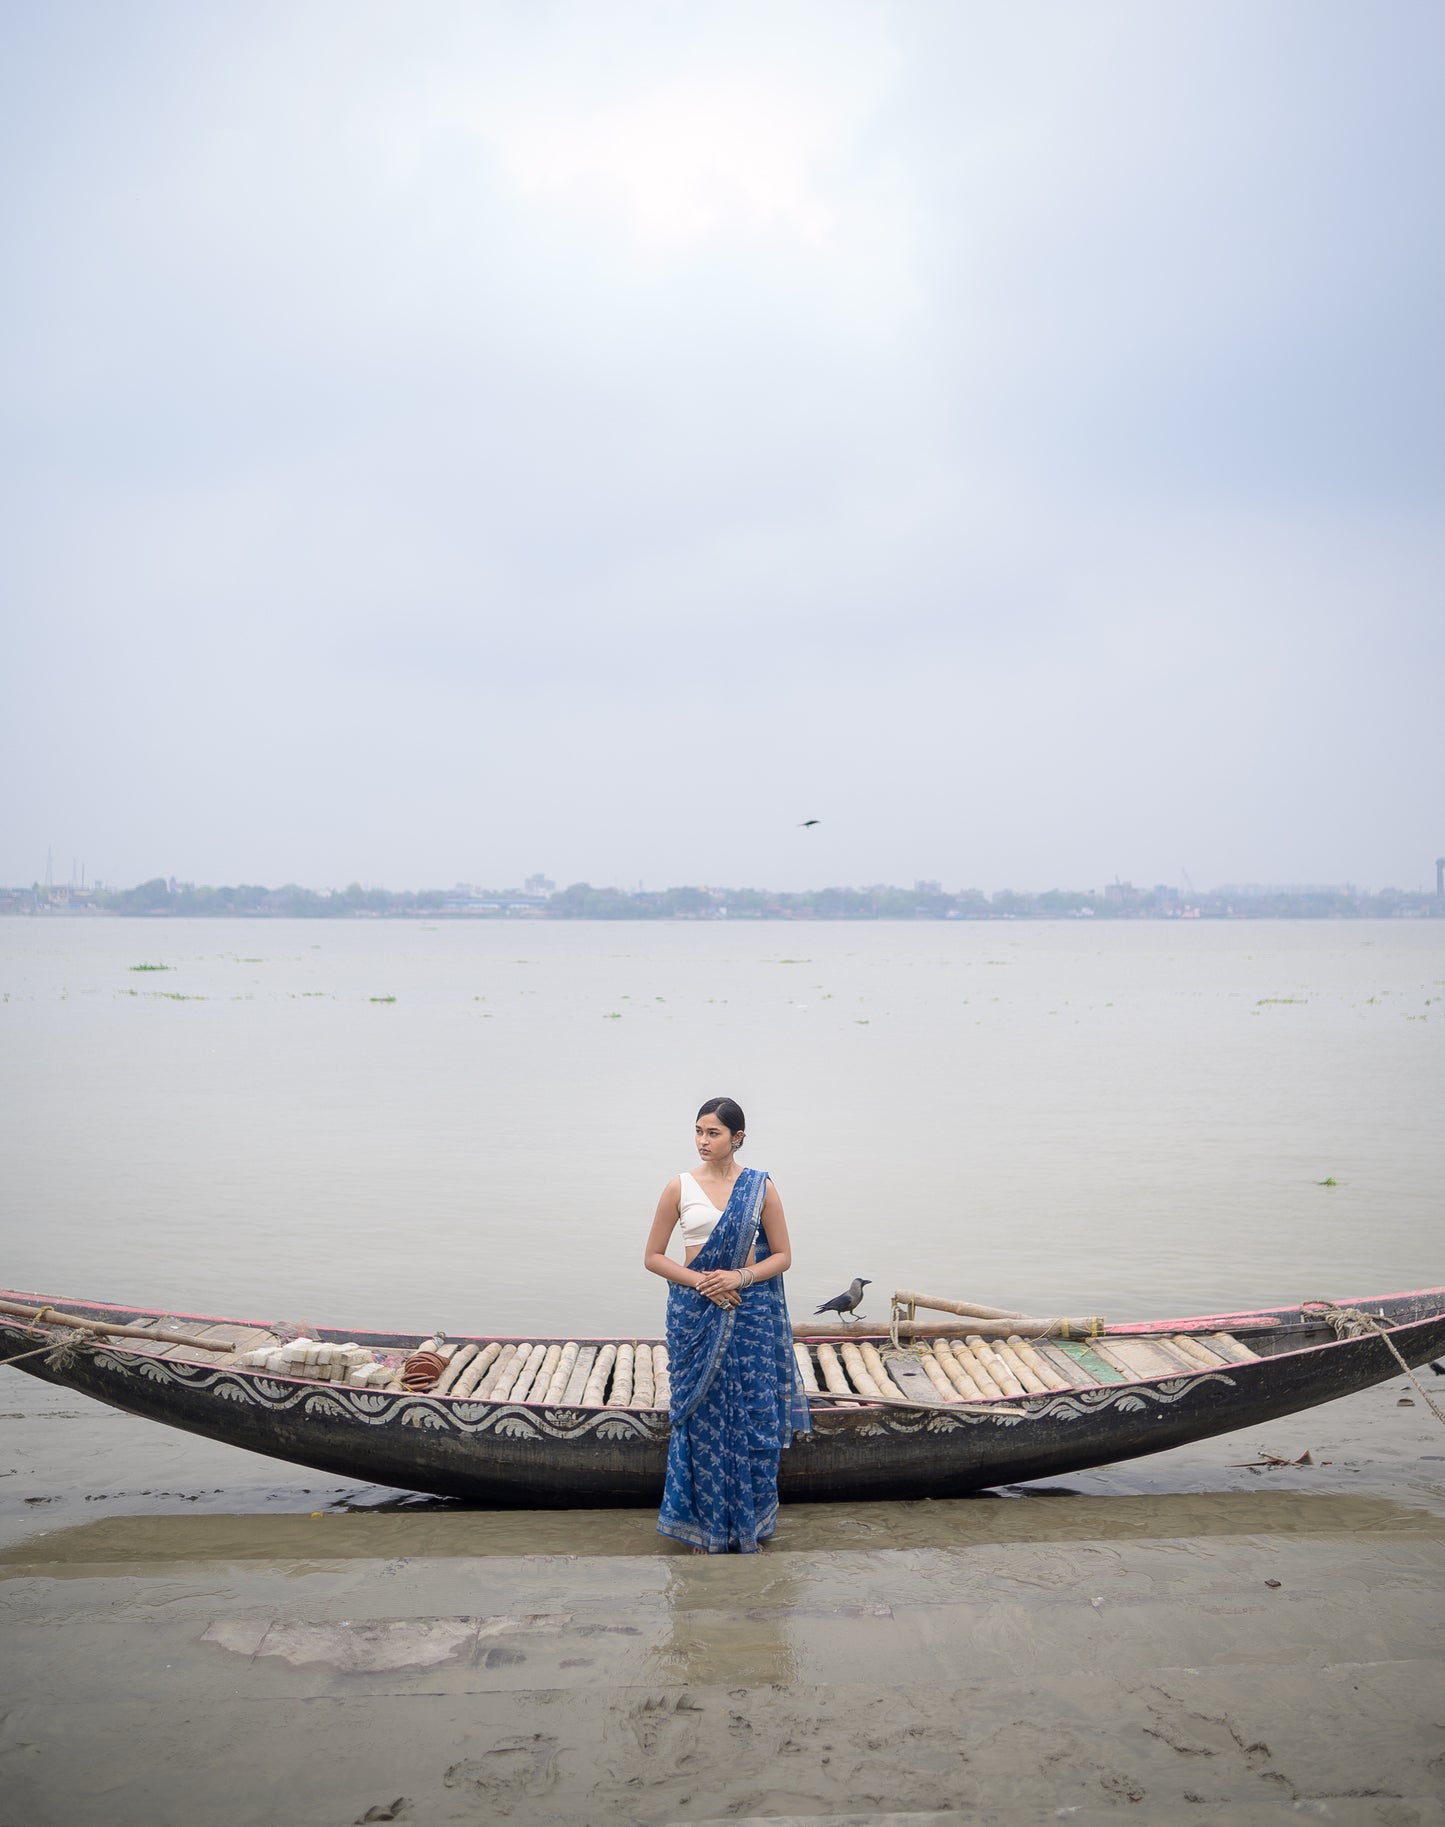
[657,1167,811,1553]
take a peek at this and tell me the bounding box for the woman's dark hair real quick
[696,1096,746,1139]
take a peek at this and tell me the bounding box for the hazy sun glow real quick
[494,76,844,248]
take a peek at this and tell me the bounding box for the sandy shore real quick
[2,1374,1443,1826]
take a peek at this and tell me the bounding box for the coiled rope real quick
[1302,1299,1445,1429]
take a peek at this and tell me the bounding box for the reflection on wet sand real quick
[5,1487,1441,1573]
[656,1556,803,1686]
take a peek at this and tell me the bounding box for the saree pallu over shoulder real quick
[658,1167,810,1554]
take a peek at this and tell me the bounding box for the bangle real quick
[738,1267,754,1289]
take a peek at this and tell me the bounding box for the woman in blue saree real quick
[644,1097,811,1553]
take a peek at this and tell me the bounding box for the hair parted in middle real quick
[696,1095,746,1141]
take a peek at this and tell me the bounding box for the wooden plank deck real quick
[1050,1340,1126,1384]
[1032,1342,1099,1388]
[884,1356,945,1404]
[159,1322,278,1361]
[1089,1336,1202,1380]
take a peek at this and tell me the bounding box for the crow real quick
[814,1277,871,1319]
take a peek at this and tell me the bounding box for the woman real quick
[643,1096,811,1553]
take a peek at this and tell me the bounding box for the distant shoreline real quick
[6,906,1442,923]
[5,874,1442,922]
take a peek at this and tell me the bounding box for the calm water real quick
[1,917,1440,1338]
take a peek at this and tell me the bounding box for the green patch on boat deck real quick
[1053,1340,1127,1383]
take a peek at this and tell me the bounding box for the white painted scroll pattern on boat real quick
[835,1371,1241,1434]
[81,1349,664,1440]
[73,1348,1237,1440]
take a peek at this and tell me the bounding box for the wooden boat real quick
[2,1284,1441,1505]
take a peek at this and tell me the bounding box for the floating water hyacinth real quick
[129,963,171,972]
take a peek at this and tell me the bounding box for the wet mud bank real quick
[1,1379,1443,1826]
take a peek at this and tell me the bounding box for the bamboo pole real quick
[489,1342,534,1401]
[433,1342,479,1395]
[956,1339,1012,1399]
[582,1342,617,1405]
[474,1342,518,1400]
[0,1298,239,1354]
[914,1346,965,1404]
[992,1338,1049,1395]
[1008,1336,1072,1392]
[633,1344,656,1408]
[561,1344,598,1406]
[839,1340,886,1399]
[515,1342,561,1403]
[1207,1332,1259,1364]
[946,1340,1004,1398]
[453,1341,501,1398]
[795,1317,1085,1340]
[814,1341,862,1405]
[858,1340,894,1395]
[931,1339,988,1402]
[490,1343,540,1402]
[503,1346,540,1403]
[1171,1333,1231,1368]
[541,1341,579,1405]
[965,1335,1027,1397]
[892,1291,1104,1333]
[893,1291,1035,1321]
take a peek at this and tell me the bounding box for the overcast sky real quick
[3,1,1441,894]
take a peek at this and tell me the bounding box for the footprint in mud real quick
[1142,1688,1274,1770]
[444,1735,559,1811]
[627,1693,705,1757]
[977,1718,1145,1806]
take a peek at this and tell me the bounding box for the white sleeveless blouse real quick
[678,1171,731,1249]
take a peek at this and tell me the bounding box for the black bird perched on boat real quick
[815,1277,871,1319]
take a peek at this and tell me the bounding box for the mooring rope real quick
[887,1295,1104,1351]
[1302,1299,1445,1429]
[0,1327,96,1371]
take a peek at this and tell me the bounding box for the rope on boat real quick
[1302,1300,1445,1429]
[887,1294,1105,1349]
[0,1328,98,1372]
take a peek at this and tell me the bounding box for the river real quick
[2,916,1440,1333]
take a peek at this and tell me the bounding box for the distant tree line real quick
[3,876,1441,920]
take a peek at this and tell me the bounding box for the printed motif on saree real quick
[658,1166,811,1553]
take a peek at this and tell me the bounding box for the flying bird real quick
[798,819,821,828]
[814,1277,871,1319]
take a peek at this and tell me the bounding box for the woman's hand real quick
[695,1268,742,1308]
